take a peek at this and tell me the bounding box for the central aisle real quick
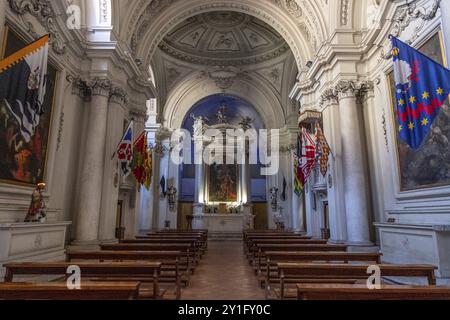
[182,241,266,300]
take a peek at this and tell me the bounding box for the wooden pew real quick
[244,235,312,254]
[246,239,328,260]
[66,251,181,299]
[100,243,197,274]
[276,263,437,300]
[137,234,207,253]
[296,284,450,300]
[4,262,162,300]
[123,238,203,259]
[0,282,140,300]
[262,252,382,290]
[253,244,348,270]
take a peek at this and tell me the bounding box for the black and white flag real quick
[0,35,49,143]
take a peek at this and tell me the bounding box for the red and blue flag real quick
[391,36,450,150]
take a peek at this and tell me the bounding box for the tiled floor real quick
[181,241,266,300]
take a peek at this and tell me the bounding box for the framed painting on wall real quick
[388,31,450,191]
[208,163,238,203]
[0,26,58,186]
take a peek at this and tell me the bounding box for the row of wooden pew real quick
[0,230,208,300]
[244,230,450,300]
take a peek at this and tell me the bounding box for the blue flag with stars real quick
[391,36,450,150]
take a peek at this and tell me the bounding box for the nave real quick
[2,229,450,301]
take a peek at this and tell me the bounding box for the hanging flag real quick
[116,121,134,180]
[293,154,303,196]
[143,147,153,190]
[293,128,316,196]
[160,175,166,197]
[281,177,287,201]
[0,35,49,143]
[300,127,316,184]
[132,131,148,186]
[390,36,450,150]
[315,122,331,177]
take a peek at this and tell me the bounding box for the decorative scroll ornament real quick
[8,0,67,54]
[381,0,441,59]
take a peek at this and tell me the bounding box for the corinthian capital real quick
[110,86,129,106]
[335,80,373,100]
[319,88,339,107]
[86,78,112,97]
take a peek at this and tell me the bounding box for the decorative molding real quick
[334,80,373,101]
[110,86,130,106]
[319,88,339,107]
[382,0,441,59]
[86,78,113,97]
[8,0,66,54]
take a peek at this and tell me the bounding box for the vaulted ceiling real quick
[158,11,290,67]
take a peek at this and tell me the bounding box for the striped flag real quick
[116,121,134,180]
[300,127,317,183]
[315,122,331,177]
[294,127,317,196]
[0,35,49,143]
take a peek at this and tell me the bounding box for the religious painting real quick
[208,163,238,202]
[389,32,450,191]
[0,27,58,186]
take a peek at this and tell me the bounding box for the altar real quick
[192,213,254,233]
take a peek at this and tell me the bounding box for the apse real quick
[179,94,267,203]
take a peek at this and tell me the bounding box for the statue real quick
[25,183,47,223]
[167,186,178,211]
[273,207,285,231]
[239,116,254,131]
[190,113,208,137]
[270,187,279,212]
[216,105,228,124]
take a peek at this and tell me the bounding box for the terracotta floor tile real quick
[181,241,266,300]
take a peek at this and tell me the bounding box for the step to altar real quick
[208,232,243,241]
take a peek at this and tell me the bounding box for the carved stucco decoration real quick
[197,66,252,91]
[334,80,374,101]
[129,1,307,70]
[270,0,322,52]
[155,11,290,67]
[381,0,441,59]
[8,0,67,54]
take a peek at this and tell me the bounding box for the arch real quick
[124,0,327,72]
[163,73,286,130]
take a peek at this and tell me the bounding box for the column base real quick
[68,240,101,251]
[99,238,119,245]
[346,241,380,253]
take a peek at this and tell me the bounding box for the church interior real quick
[1,0,450,302]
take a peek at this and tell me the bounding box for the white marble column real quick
[194,135,205,208]
[336,81,372,246]
[98,87,128,243]
[441,0,450,60]
[129,109,148,235]
[321,90,348,243]
[74,79,111,245]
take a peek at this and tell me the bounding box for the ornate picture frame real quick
[388,31,450,191]
[0,26,58,187]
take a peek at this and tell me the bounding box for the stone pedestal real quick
[375,223,450,281]
[0,222,71,278]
